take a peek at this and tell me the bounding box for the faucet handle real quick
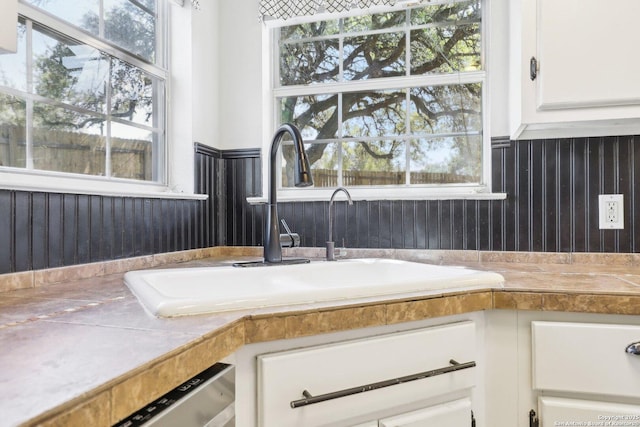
[280,219,301,248]
[280,218,293,235]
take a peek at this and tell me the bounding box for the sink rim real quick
[124,258,504,317]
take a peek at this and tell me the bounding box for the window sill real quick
[247,188,507,204]
[0,169,207,200]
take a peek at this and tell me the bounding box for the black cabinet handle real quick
[290,359,476,409]
[530,56,538,80]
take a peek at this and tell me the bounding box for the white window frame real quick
[0,1,202,199]
[259,0,504,202]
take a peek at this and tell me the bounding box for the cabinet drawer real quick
[540,396,640,425]
[258,321,477,427]
[532,321,640,397]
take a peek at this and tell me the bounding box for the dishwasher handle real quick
[290,359,475,409]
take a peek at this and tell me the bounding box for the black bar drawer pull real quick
[290,359,476,409]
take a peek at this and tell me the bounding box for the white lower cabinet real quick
[257,321,478,427]
[528,319,640,427]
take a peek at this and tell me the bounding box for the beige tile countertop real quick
[2,247,640,427]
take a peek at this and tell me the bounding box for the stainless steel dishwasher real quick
[113,362,235,427]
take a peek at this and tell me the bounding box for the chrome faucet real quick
[326,187,353,261]
[263,123,313,264]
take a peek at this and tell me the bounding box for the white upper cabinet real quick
[509,0,640,140]
[0,0,17,54]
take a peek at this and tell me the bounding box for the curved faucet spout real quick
[327,187,353,261]
[264,123,314,264]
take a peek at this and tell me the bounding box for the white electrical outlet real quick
[599,194,624,229]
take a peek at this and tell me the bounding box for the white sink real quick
[124,258,504,317]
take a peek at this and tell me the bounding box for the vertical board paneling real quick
[31,193,47,270]
[14,192,30,271]
[571,139,587,252]
[77,195,91,264]
[102,197,114,260]
[632,137,640,252]
[617,138,633,252]
[586,138,601,251]
[90,195,102,262]
[219,135,640,255]
[48,193,63,268]
[0,191,11,272]
[62,194,77,266]
[2,136,639,275]
[122,197,135,257]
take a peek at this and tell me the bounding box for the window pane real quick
[282,141,338,188]
[409,84,482,134]
[104,0,157,62]
[110,122,156,181]
[343,10,406,33]
[24,0,100,34]
[280,39,339,85]
[32,102,106,175]
[410,135,482,183]
[33,25,108,113]
[343,140,407,186]
[280,20,339,41]
[0,20,27,91]
[410,0,480,25]
[343,32,406,80]
[343,90,406,137]
[111,58,160,126]
[280,94,338,139]
[410,0,481,74]
[0,93,27,168]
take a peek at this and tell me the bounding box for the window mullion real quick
[105,57,112,178]
[99,0,105,39]
[25,19,33,170]
[405,89,411,185]
[338,92,343,187]
[274,71,485,98]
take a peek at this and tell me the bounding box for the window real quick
[0,1,166,184]
[269,0,489,198]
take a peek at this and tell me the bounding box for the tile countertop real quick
[3,247,640,427]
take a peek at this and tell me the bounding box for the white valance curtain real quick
[259,0,398,20]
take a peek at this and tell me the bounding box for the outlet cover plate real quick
[599,194,624,229]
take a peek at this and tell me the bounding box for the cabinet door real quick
[540,396,640,426]
[509,0,640,139]
[532,321,640,398]
[535,0,640,110]
[379,397,472,427]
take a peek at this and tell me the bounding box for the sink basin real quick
[124,258,504,317]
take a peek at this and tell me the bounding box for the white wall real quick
[216,0,264,150]
[169,2,194,193]
[169,0,221,193]
[192,0,220,147]
[488,0,510,137]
